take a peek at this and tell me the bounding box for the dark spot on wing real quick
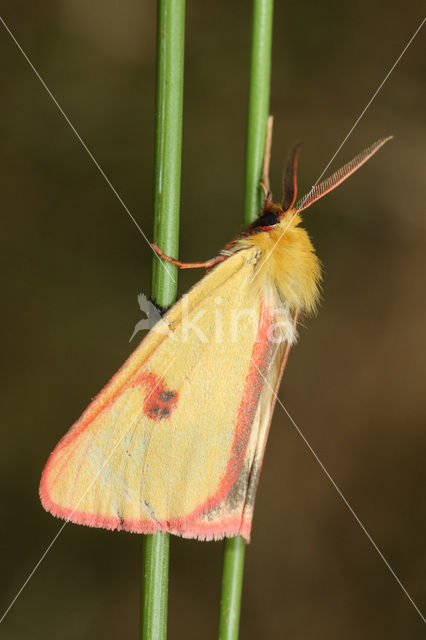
[132,372,179,422]
[147,405,160,418]
[159,391,176,402]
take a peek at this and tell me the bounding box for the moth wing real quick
[189,331,292,541]
[40,249,286,540]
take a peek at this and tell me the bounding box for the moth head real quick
[250,202,283,232]
[249,142,301,234]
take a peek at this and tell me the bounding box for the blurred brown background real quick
[0,1,425,638]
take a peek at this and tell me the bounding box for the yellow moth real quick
[40,137,391,541]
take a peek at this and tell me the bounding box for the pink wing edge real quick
[40,300,292,542]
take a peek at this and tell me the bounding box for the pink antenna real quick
[282,143,302,213]
[294,136,393,214]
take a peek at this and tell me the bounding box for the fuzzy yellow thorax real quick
[236,211,322,314]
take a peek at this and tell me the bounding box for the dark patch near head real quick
[160,408,170,419]
[258,210,279,227]
[249,210,280,234]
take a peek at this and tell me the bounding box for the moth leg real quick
[150,243,225,270]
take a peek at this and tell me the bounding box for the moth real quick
[40,137,391,541]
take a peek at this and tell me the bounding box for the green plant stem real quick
[219,1,274,638]
[142,534,170,640]
[244,0,274,224]
[151,0,185,307]
[142,0,185,639]
[218,537,246,640]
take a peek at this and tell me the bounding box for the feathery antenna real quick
[294,136,392,213]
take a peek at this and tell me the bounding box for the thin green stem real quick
[142,534,170,640]
[142,0,185,638]
[219,1,274,638]
[218,537,246,640]
[244,0,274,224]
[151,0,185,307]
